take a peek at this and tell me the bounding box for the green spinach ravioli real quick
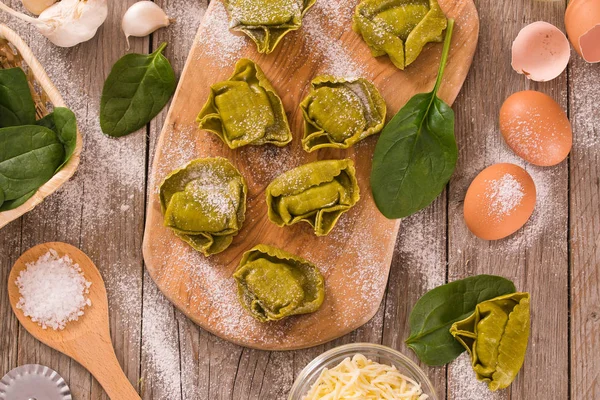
[450,292,530,391]
[197,59,292,149]
[224,0,317,54]
[353,0,448,69]
[234,244,325,322]
[300,76,386,152]
[159,157,247,256]
[266,159,360,236]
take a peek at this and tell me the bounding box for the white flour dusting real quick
[196,1,246,67]
[448,354,503,400]
[395,212,446,291]
[571,61,600,151]
[302,0,369,78]
[485,173,525,218]
[142,282,183,398]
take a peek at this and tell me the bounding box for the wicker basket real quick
[0,24,83,229]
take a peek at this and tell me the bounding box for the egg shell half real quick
[511,21,571,82]
[500,91,572,166]
[464,163,536,241]
[565,0,600,63]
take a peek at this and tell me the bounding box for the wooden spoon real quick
[7,242,141,400]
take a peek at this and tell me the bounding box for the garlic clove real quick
[21,0,57,15]
[122,1,171,49]
[0,0,108,47]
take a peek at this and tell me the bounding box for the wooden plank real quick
[447,1,569,399]
[569,52,600,398]
[225,302,385,400]
[0,221,21,381]
[142,2,238,400]
[382,201,448,399]
[0,1,146,399]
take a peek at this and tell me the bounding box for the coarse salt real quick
[16,249,92,330]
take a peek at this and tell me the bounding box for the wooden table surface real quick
[0,0,597,399]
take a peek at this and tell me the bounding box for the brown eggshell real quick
[500,91,572,166]
[566,0,600,63]
[511,21,571,81]
[464,163,536,241]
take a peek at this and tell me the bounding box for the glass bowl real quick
[288,343,437,400]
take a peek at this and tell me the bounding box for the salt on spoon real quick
[122,1,171,49]
[8,242,141,400]
[0,0,108,47]
[21,0,56,15]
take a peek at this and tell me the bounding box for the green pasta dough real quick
[353,0,448,70]
[197,59,292,149]
[224,0,317,53]
[159,157,247,256]
[266,159,360,236]
[234,244,325,322]
[300,76,387,152]
[450,292,531,391]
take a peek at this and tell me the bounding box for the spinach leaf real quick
[37,107,78,170]
[0,190,35,211]
[0,125,64,201]
[406,274,516,366]
[100,42,176,137]
[0,67,36,128]
[371,19,457,219]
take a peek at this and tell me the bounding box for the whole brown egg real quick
[500,91,572,167]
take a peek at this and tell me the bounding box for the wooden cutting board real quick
[143,0,479,350]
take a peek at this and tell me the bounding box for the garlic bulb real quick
[122,1,170,48]
[0,0,108,47]
[21,0,57,15]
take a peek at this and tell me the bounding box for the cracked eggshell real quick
[566,0,600,63]
[511,21,571,82]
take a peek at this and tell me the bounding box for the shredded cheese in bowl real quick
[302,354,429,400]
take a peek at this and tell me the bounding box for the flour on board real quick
[196,1,246,67]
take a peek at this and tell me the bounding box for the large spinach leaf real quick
[100,42,176,137]
[0,190,36,211]
[406,274,516,366]
[37,107,78,170]
[371,19,457,219]
[0,67,36,128]
[0,125,64,203]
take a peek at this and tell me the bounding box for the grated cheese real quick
[303,354,429,400]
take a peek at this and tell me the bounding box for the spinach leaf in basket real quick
[406,274,516,366]
[0,67,36,128]
[0,190,36,211]
[100,42,176,137]
[0,125,64,206]
[371,19,457,219]
[37,107,78,170]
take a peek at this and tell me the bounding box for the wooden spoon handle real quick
[74,334,141,400]
[83,347,141,400]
